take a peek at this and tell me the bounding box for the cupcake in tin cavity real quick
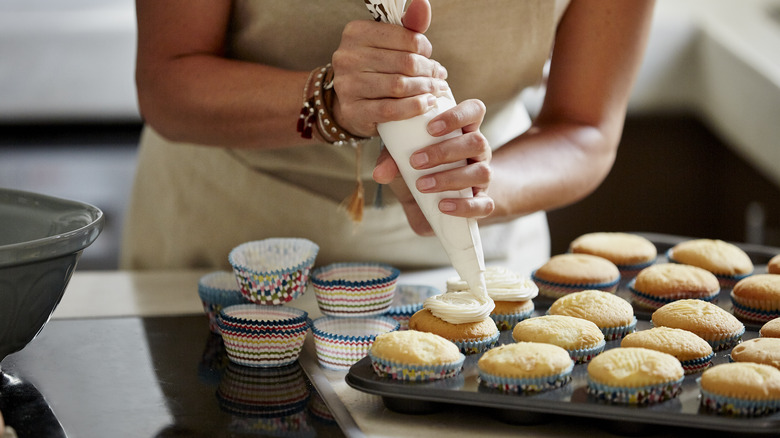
[730,337,780,370]
[478,342,574,394]
[760,317,780,338]
[666,238,753,288]
[621,327,714,374]
[569,232,657,279]
[368,330,465,381]
[587,347,684,405]
[547,290,636,341]
[768,254,780,275]
[628,263,720,310]
[512,315,605,364]
[408,308,499,355]
[531,253,620,299]
[730,274,780,323]
[700,362,780,416]
[651,299,745,351]
[447,266,538,331]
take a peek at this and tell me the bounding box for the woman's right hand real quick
[330,0,449,138]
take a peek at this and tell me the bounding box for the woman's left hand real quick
[373,98,494,235]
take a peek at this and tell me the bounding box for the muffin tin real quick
[346,234,780,435]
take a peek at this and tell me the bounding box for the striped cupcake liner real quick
[587,377,684,405]
[368,351,466,381]
[700,389,780,417]
[229,238,319,305]
[666,250,753,289]
[531,272,620,299]
[627,279,718,310]
[703,327,745,351]
[730,292,780,323]
[453,331,501,355]
[491,306,535,331]
[601,317,637,341]
[568,340,606,364]
[479,362,574,394]
[217,315,310,368]
[681,352,714,374]
[198,271,250,333]
[312,263,400,317]
[219,304,309,331]
[311,316,400,370]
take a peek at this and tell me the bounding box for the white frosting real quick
[447,266,538,302]
[423,291,495,324]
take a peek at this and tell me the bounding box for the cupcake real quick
[730,337,780,370]
[651,299,745,351]
[587,347,684,404]
[569,232,657,278]
[447,266,538,331]
[769,254,780,275]
[368,330,465,381]
[730,274,780,323]
[621,327,714,374]
[477,342,574,393]
[547,290,636,341]
[628,263,720,310]
[760,317,780,338]
[700,362,780,416]
[408,308,499,355]
[667,238,753,288]
[531,254,620,299]
[511,315,605,363]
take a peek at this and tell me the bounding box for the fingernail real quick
[410,152,428,168]
[427,120,445,136]
[417,176,435,191]
[440,201,456,212]
[426,94,437,110]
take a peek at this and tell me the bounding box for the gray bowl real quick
[0,188,104,363]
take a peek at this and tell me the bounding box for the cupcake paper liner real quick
[531,271,620,299]
[615,259,656,279]
[491,306,535,332]
[453,331,501,355]
[702,327,745,351]
[666,249,753,289]
[587,377,684,405]
[600,317,637,341]
[383,284,440,330]
[730,291,780,323]
[311,316,400,370]
[217,310,310,368]
[700,389,780,417]
[479,361,574,394]
[681,352,714,374]
[312,263,400,317]
[229,238,319,305]
[198,271,250,333]
[568,340,606,364]
[368,351,466,381]
[219,304,309,331]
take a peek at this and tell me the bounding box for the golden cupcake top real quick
[769,254,780,275]
[548,290,634,327]
[669,239,753,276]
[478,342,572,378]
[534,253,620,284]
[732,274,780,301]
[761,317,780,338]
[569,232,657,266]
[700,362,780,400]
[587,347,683,387]
[651,299,744,336]
[633,263,720,297]
[730,337,780,370]
[512,315,604,349]
[370,330,462,365]
[620,327,712,362]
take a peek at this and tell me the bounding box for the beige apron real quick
[121,0,566,275]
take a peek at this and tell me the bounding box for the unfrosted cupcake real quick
[621,327,714,374]
[408,308,499,355]
[730,274,780,323]
[547,290,636,341]
[700,362,780,416]
[512,315,605,363]
[667,239,753,288]
[447,266,538,331]
[368,330,465,381]
[569,232,657,279]
[587,347,684,405]
[629,263,720,310]
[478,342,574,393]
[769,255,780,275]
[651,299,745,351]
[730,337,780,370]
[760,317,780,338]
[531,254,620,299]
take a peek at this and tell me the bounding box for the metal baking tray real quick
[346,233,780,435]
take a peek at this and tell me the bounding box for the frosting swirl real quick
[424,291,495,324]
[447,266,538,302]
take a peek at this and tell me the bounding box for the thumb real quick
[401,0,431,33]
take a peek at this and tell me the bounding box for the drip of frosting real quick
[424,291,494,324]
[447,266,538,302]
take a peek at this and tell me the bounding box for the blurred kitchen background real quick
[1,0,779,270]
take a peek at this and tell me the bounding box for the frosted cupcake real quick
[478,342,574,393]
[531,254,620,299]
[548,290,636,341]
[368,330,465,381]
[447,266,538,331]
[700,362,780,416]
[569,232,657,279]
[621,327,714,374]
[512,315,605,363]
[587,347,684,405]
[651,299,745,351]
[628,263,720,310]
[667,238,753,288]
[730,274,780,323]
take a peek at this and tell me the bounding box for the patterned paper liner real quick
[700,389,780,417]
[383,284,440,330]
[453,331,501,355]
[666,249,753,289]
[198,271,250,333]
[587,377,684,405]
[703,327,746,351]
[368,351,466,381]
[681,352,715,374]
[730,291,780,323]
[219,304,309,331]
[479,361,574,394]
[216,362,310,417]
[229,238,319,305]
[567,340,606,364]
[311,316,400,370]
[627,279,718,310]
[531,271,620,299]
[491,305,535,332]
[218,316,310,368]
[311,263,400,317]
[600,316,638,341]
